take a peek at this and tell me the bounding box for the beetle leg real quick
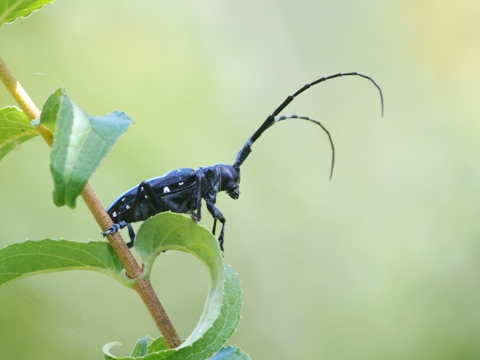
[212,218,218,235]
[102,220,128,236]
[102,221,136,248]
[103,182,160,248]
[125,223,135,248]
[205,199,226,251]
[190,212,199,222]
[123,181,167,248]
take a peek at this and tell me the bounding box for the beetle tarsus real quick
[190,213,199,222]
[102,221,135,248]
[102,222,123,236]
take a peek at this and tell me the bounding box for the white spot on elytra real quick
[112,211,117,217]
[121,197,126,202]
[163,186,170,193]
[179,182,184,186]
[126,205,130,210]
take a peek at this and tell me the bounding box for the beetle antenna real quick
[273,115,335,180]
[233,72,383,173]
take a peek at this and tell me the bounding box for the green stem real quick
[0,56,182,349]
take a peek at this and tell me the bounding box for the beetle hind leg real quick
[102,220,128,236]
[125,223,136,248]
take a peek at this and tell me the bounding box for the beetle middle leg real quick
[205,199,226,251]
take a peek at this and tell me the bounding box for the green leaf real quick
[0,106,38,160]
[0,0,55,27]
[43,88,132,208]
[0,239,134,288]
[211,346,251,360]
[103,212,244,360]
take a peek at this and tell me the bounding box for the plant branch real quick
[0,56,182,349]
[0,57,52,145]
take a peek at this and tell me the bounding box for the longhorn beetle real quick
[102,72,384,250]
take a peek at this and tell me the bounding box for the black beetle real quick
[102,72,383,250]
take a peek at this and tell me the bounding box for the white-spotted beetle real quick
[102,72,383,250]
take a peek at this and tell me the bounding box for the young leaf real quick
[103,212,245,360]
[130,337,150,357]
[0,239,134,289]
[38,88,60,132]
[43,88,132,208]
[0,106,38,160]
[0,0,55,27]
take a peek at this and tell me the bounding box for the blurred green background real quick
[1,0,480,359]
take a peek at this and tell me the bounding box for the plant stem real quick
[0,56,182,349]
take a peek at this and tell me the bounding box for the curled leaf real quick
[103,212,245,359]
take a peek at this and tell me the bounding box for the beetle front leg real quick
[205,199,226,251]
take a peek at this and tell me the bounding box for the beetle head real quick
[217,164,240,199]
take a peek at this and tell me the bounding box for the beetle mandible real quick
[102,72,384,250]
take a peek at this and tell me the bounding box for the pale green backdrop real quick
[1,1,479,359]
